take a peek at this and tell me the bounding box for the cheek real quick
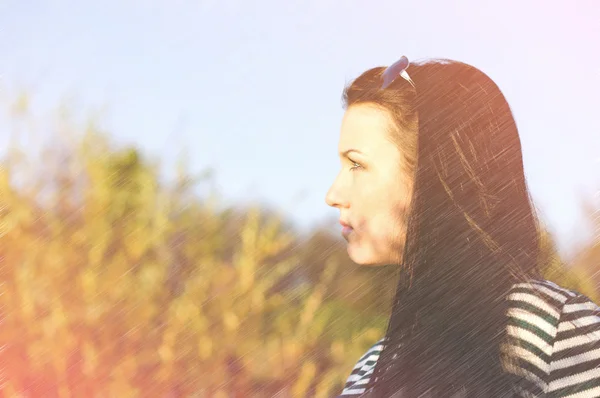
[376,199,409,236]
[362,187,411,238]
[355,192,408,233]
[350,169,412,233]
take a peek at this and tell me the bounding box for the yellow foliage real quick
[0,116,382,397]
[3,105,595,397]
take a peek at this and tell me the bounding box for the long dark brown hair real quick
[342,59,542,397]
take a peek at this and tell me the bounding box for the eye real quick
[349,161,362,171]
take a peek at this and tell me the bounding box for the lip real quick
[340,220,354,238]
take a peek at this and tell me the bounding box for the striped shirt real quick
[338,279,600,397]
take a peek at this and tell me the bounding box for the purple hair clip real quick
[381,55,416,89]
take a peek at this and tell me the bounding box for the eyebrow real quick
[340,149,365,157]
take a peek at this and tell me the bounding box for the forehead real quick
[339,104,395,151]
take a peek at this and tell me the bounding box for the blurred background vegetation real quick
[0,96,598,397]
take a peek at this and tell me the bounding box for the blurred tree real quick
[566,196,600,302]
[0,97,597,397]
[0,102,385,397]
[538,219,598,303]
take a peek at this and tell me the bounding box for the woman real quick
[326,56,600,397]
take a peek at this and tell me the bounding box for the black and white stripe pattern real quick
[337,280,600,397]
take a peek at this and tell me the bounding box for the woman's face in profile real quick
[326,104,413,266]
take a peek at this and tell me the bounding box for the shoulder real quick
[337,338,386,397]
[506,279,598,330]
[508,279,577,305]
[506,279,579,328]
[545,283,600,397]
[505,279,576,350]
[507,279,600,396]
[505,278,600,352]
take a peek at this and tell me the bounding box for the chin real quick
[347,245,387,267]
[347,240,402,266]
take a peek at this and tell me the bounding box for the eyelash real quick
[349,161,362,171]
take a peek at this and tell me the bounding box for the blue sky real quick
[1,0,599,256]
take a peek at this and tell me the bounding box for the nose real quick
[325,173,348,209]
